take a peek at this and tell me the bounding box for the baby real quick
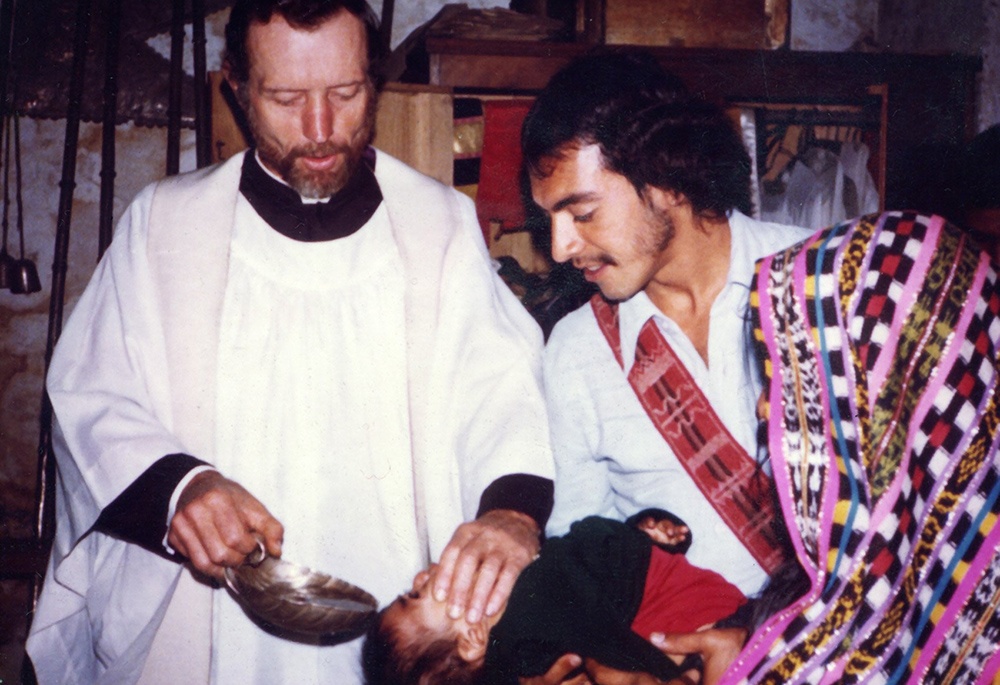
[362,511,748,685]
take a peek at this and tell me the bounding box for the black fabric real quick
[482,517,683,684]
[95,453,210,558]
[239,149,382,242]
[476,474,554,531]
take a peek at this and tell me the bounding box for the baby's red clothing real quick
[630,546,747,639]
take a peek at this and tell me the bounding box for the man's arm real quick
[49,185,282,581]
[424,191,557,623]
[652,629,746,685]
[543,320,616,536]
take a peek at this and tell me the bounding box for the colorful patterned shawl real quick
[735,212,1000,684]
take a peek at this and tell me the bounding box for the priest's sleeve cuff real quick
[476,474,554,532]
[95,453,212,559]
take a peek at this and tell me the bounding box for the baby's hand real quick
[636,517,691,551]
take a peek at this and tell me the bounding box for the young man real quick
[26,1,553,682]
[521,51,812,683]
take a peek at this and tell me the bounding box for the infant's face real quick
[383,564,457,642]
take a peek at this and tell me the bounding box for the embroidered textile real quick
[591,295,785,575]
[738,212,1000,684]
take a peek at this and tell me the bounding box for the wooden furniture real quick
[575,0,788,49]
[423,39,981,210]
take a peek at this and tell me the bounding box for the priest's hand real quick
[168,470,284,579]
[651,628,747,685]
[434,508,541,623]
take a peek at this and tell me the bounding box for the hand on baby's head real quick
[362,566,489,685]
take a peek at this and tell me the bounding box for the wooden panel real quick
[604,0,772,49]
[373,84,454,185]
[210,71,248,164]
[210,75,455,186]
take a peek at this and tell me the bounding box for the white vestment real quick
[26,151,553,684]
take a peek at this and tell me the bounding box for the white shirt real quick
[544,211,811,595]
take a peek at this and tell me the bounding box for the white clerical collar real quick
[254,150,331,205]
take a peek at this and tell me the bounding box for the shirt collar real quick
[618,291,665,374]
[616,210,755,374]
[240,149,383,242]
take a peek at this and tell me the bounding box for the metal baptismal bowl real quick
[224,543,378,638]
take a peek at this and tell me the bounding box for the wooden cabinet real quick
[423,38,981,210]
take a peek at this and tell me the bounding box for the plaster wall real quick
[793,0,998,134]
[0,121,196,539]
[790,0,879,51]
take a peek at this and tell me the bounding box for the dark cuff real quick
[95,453,210,558]
[476,474,554,532]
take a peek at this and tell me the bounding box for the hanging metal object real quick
[0,241,14,288]
[0,190,14,290]
[0,112,15,290]
[9,112,39,294]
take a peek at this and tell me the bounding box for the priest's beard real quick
[248,89,377,199]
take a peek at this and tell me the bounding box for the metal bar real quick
[0,0,14,118]
[379,0,395,57]
[166,0,185,175]
[191,0,210,168]
[37,0,93,561]
[98,0,123,257]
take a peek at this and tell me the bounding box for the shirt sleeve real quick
[47,184,197,543]
[543,318,616,537]
[438,192,556,520]
[477,474,554,531]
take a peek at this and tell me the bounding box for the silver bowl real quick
[224,545,378,638]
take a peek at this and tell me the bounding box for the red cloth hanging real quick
[475,100,533,244]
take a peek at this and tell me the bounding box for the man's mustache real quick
[289,142,353,159]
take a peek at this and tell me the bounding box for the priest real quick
[25,1,553,683]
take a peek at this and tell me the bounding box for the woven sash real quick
[591,295,783,574]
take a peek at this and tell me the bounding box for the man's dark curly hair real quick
[224,0,383,87]
[361,607,482,685]
[521,49,753,218]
